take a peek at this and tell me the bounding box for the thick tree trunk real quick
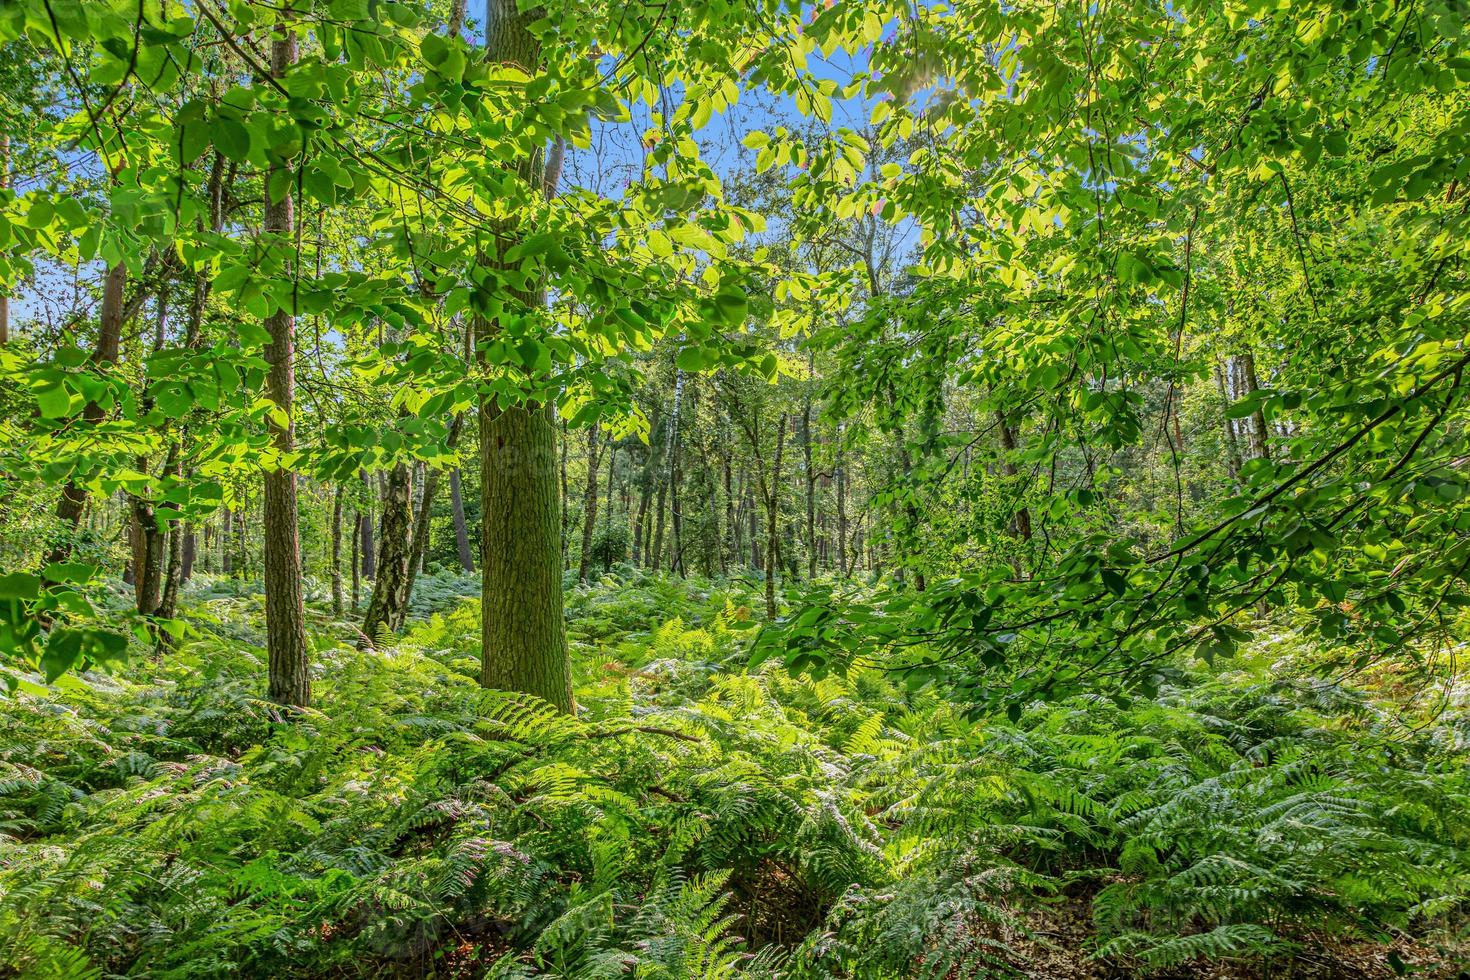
[449,468,474,572]
[479,401,572,712]
[361,463,413,644]
[330,485,344,617]
[577,423,601,582]
[477,0,572,714]
[996,411,1033,543]
[262,24,310,708]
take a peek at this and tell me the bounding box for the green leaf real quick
[36,383,71,419]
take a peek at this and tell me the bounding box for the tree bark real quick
[449,468,474,572]
[1213,359,1243,479]
[477,0,572,714]
[1238,350,1271,461]
[361,463,413,644]
[358,470,376,579]
[262,22,310,708]
[764,416,787,619]
[996,410,1033,543]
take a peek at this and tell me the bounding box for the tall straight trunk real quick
[763,416,788,619]
[602,441,618,530]
[722,443,735,572]
[46,260,126,569]
[578,423,602,582]
[358,470,376,578]
[630,405,660,566]
[747,487,760,571]
[651,477,668,573]
[477,0,572,713]
[330,485,344,617]
[180,525,196,581]
[262,23,309,708]
[404,414,464,599]
[221,508,234,576]
[449,468,474,572]
[361,463,413,644]
[1213,359,1243,479]
[802,393,816,580]
[836,436,848,578]
[350,506,361,610]
[665,369,684,573]
[559,418,571,567]
[1238,350,1271,461]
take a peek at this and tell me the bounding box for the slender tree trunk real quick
[602,441,617,530]
[262,23,309,708]
[358,470,376,578]
[559,418,571,567]
[763,416,787,619]
[1238,350,1271,461]
[402,414,465,602]
[477,0,572,714]
[330,485,344,617]
[361,463,413,644]
[181,525,196,582]
[1213,359,1243,479]
[351,505,361,610]
[835,433,848,578]
[803,395,816,580]
[578,423,602,582]
[221,509,234,577]
[665,369,684,573]
[449,468,474,572]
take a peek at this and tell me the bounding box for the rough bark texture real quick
[449,468,474,572]
[361,463,413,644]
[836,434,848,577]
[476,0,572,714]
[479,401,573,712]
[262,24,310,709]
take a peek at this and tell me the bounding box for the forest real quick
[1,0,1469,976]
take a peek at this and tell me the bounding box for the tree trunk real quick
[836,433,848,577]
[1213,359,1243,479]
[665,369,684,573]
[577,423,601,582]
[330,484,344,617]
[358,470,376,578]
[802,393,816,580]
[477,0,572,714]
[401,414,465,603]
[764,415,787,620]
[221,508,234,577]
[181,525,196,582]
[262,23,310,708]
[1238,350,1271,461]
[351,505,361,610]
[361,463,413,644]
[449,468,474,572]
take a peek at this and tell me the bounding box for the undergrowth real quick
[1,574,1468,978]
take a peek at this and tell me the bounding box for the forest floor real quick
[1,570,1467,979]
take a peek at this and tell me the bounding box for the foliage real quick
[1,578,1467,978]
